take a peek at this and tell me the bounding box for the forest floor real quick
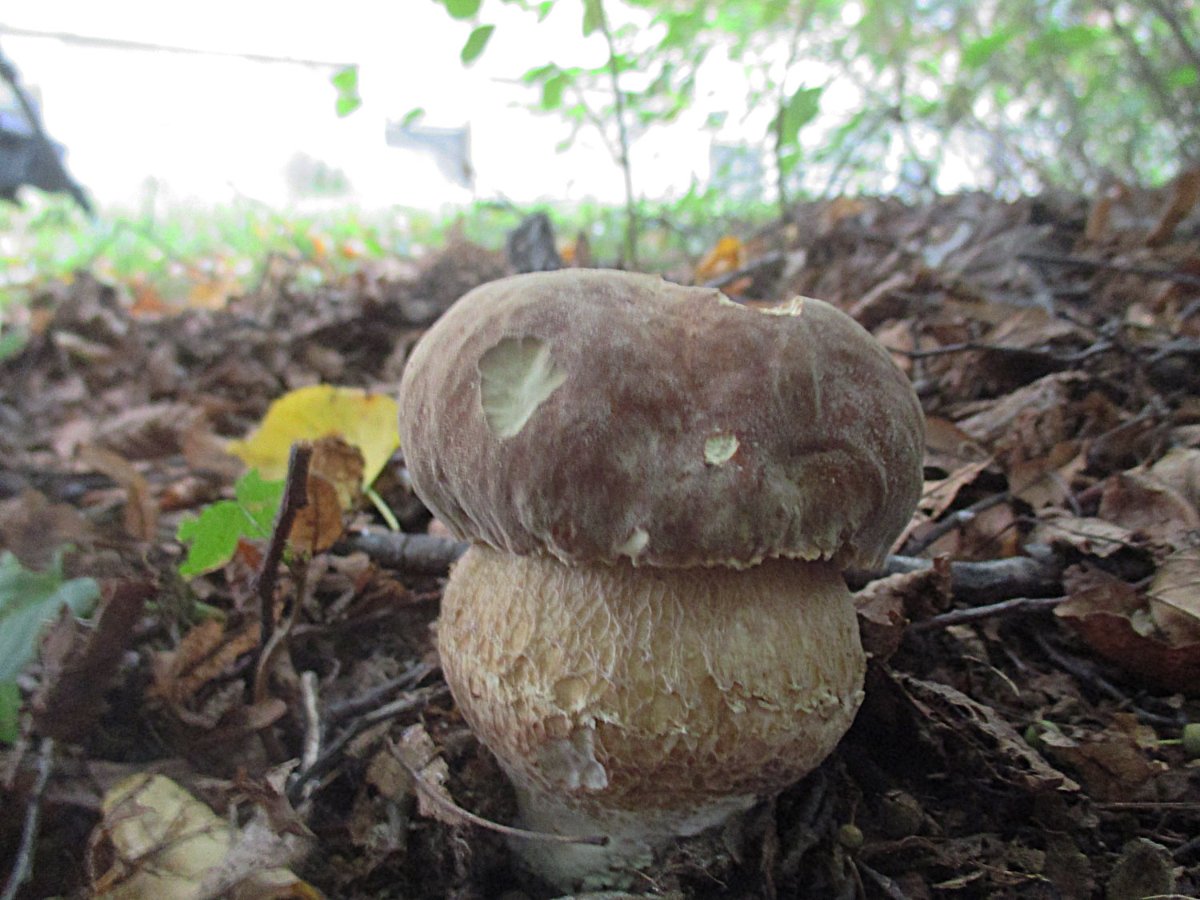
[1,188,1198,899]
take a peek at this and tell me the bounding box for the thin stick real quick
[908,596,1067,632]
[287,684,450,802]
[254,442,313,655]
[299,671,321,797]
[902,492,1009,557]
[0,737,56,900]
[1019,250,1200,289]
[325,660,437,724]
[390,742,609,847]
[1033,633,1182,728]
[702,251,787,290]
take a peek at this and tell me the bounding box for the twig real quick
[1,737,56,900]
[702,251,787,290]
[908,596,1067,633]
[848,545,1063,603]
[1019,251,1200,290]
[391,744,609,847]
[1032,633,1183,728]
[348,531,1067,605]
[901,492,1009,557]
[887,339,1111,366]
[298,671,321,799]
[856,860,910,900]
[337,530,468,575]
[287,684,450,803]
[254,442,313,656]
[325,660,437,725]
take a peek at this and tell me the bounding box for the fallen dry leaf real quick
[855,561,952,663]
[1098,471,1200,550]
[1147,447,1200,514]
[1035,714,1166,802]
[1031,511,1136,558]
[90,773,233,898]
[78,445,159,542]
[89,773,316,899]
[1007,440,1085,509]
[1145,166,1200,246]
[287,471,344,555]
[390,724,455,827]
[0,489,96,569]
[891,671,1078,794]
[1146,545,1200,646]
[150,618,261,721]
[226,385,399,489]
[1056,566,1200,694]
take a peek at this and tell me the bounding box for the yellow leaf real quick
[227,385,399,488]
[694,235,744,284]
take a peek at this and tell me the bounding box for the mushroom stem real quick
[438,545,866,890]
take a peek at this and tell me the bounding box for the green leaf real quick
[331,65,362,117]
[176,470,284,578]
[778,85,822,148]
[461,25,495,64]
[1169,66,1199,89]
[0,325,27,363]
[522,63,556,84]
[542,72,569,109]
[0,551,100,683]
[962,29,1015,69]
[442,0,482,20]
[1034,25,1102,56]
[331,66,357,92]
[0,680,19,744]
[582,0,603,36]
[400,107,425,128]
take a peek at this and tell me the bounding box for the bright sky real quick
[1,1,754,211]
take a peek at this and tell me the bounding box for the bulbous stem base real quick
[438,546,865,891]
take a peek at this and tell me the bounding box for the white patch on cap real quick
[615,527,649,559]
[761,296,806,317]
[478,336,567,439]
[704,433,739,465]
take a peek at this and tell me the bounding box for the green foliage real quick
[777,85,823,172]
[0,552,100,682]
[0,323,27,361]
[0,680,19,743]
[441,0,482,19]
[0,551,100,742]
[176,470,285,578]
[330,66,362,117]
[423,0,1200,201]
[461,25,495,64]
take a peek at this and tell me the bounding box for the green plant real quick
[176,470,286,578]
[0,551,100,742]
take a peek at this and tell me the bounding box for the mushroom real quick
[397,269,924,890]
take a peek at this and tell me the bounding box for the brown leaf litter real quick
[1,192,1198,898]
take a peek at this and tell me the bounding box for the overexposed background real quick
[1,1,782,212]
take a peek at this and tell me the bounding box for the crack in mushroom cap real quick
[398,269,925,569]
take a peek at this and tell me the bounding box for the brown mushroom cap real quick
[398,269,924,569]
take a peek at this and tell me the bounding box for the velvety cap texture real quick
[397,269,924,569]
